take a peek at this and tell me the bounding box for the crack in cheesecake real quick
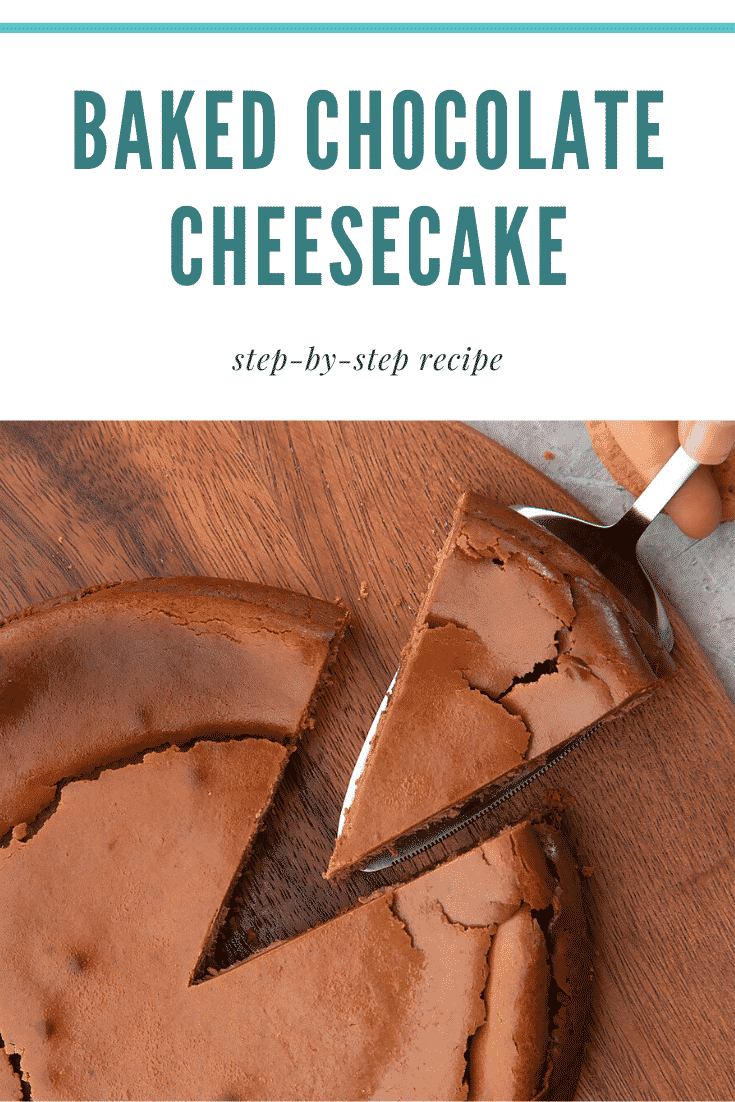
[326,492,674,881]
[0,577,348,841]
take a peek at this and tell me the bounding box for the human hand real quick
[600,421,735,539]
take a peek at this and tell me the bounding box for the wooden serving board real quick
[1,421,732,1102]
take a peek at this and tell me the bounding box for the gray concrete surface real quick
[467,421,735,704]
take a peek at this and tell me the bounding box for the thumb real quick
[679,421,735,465]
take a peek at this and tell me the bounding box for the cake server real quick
[342,446,700,872]
[512,445,700,654]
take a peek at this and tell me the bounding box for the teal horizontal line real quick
[0,22,733,33]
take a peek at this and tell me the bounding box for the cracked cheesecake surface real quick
[327,492,675,879]
[0,738,291,1101]
[0,732,588,1101]
[0,1043,22,1101]
[0,577,348,839]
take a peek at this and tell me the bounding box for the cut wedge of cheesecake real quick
[327,492,675,879]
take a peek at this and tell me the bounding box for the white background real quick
[1,12,732,418]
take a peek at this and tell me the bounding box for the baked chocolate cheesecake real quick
[327,492,675,879]
[0,728,589,1101]
[0,577,348,839]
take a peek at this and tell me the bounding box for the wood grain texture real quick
[0,421,732,1102]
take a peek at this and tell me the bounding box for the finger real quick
[606,420,722,539]
[679,421,735,465]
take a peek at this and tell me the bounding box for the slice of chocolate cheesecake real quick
[327,492,674,879]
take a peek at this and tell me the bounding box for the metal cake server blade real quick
[340,446,700,872]
[358,721,605,872]
[513,445,700,654]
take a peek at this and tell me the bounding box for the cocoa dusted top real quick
[0,577,348,839]
[0,726,588,1101]
[327,492,674,878]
